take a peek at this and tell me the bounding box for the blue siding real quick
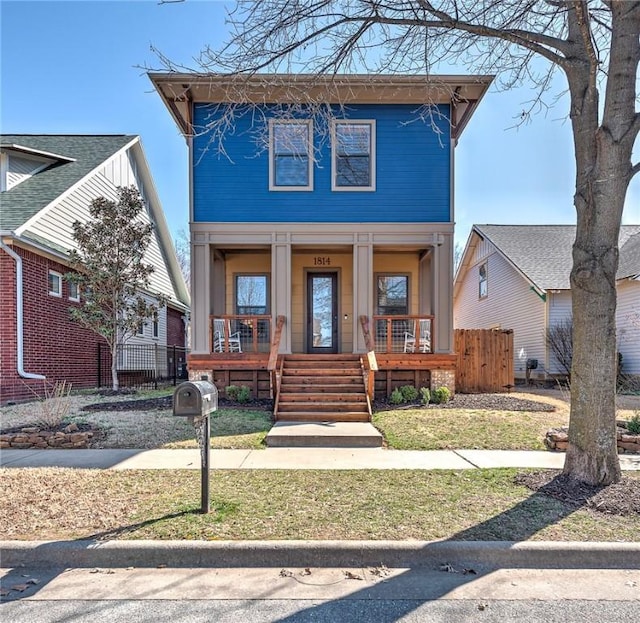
[193,103,451,223]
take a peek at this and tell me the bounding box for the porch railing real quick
[372,315,435,354]
[209,315,272,354]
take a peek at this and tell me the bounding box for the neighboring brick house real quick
[453,224,640,380]
[0,135,190,403]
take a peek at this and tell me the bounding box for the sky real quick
[1,0,638,251]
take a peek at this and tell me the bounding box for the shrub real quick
[29,380,73,429]
[236,386,251,403]
[420,387,431,405]
[627,412,640,435]
[399,385,419,403]
[432,386,452,405]
[390,388,404,405]
[225,385,240,401]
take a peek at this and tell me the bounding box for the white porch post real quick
[271,238,292,353]
[353,240,373,352]
[191,242,211,354]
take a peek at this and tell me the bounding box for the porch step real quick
[275,354,371,423]
[266,421,383,448]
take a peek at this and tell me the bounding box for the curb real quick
[2,540,639,570]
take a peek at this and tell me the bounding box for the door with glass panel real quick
[307,272,338,354]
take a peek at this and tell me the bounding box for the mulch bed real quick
[81,396,272,412]
[375,394,556,412]
[515,471,640,517]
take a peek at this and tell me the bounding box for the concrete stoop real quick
[265,421,383,448]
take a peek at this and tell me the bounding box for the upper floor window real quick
[377,275,408,315]
[153,317,159,338]
[236,274,269,315]
[48,270,62,297]
[332,120,376,191]
[479,262,488,298]
[269,120,313,191]
[68,280,80,302]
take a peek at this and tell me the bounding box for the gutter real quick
[0,237,46,381]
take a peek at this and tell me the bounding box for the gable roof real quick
[468,224,640,291]
[1,134,136,231]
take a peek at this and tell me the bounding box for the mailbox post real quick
[173,380,218,513]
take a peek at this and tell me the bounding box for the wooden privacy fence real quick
[455,329,514,393]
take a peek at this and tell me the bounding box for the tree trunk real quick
[111,345,120,392]
[562,2,639,486]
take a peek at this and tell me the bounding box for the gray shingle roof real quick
[474,224,640,290]
[0,135,136,231]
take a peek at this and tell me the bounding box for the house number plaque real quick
[313,256,331,266]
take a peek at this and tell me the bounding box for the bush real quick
[432,386,452,405]
[420,387,431,405]
[627,412,640,435]
[237,385,251,403]
[390,388,404,405]
[399,385,419,402]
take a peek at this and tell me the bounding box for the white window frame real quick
[331,120,376,191]
[136,323,145,336]
[479,262,488,299]
[269,119,313,191]
[48,270,62,297]
[152,318,159,339]
[68,280,80,302]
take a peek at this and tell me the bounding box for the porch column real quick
[433,234,454,353]
[353,240,373,352]
[191,242,211,354]
[271,238,292,353]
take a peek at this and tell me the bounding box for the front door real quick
[307,272,338,354]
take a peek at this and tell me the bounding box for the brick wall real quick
[0,246,107,404]
[167,306,186,348]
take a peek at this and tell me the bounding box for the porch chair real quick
[213,318,242,353]
[403,319,431,353]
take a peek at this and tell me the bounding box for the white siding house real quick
[454,225,640,378]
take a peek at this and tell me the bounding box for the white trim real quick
[331,119,376,192]
[0,152,7,192]
[268,119,313,192]
[478,261,488,299]
[48,270,62,297]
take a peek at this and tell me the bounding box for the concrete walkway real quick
[1,447,639,470]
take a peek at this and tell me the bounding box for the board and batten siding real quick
[192,103,451,224]
[616,278,640,375]
[24,148,178,305]
[454,243,547,378]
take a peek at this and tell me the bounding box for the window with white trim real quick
[479,262,488,299]
[153,317,159,338]
[269,120,313,191]
[136,323,145,336]
[332,120,375,190]
[68,280,80,302]
[48,270,62,297]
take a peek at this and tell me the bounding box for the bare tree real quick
[155,1,639,485]
[174,228,190,286]
[546,317,573,378]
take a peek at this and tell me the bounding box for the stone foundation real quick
[430,369,456,395]
[0,423,94,449]
[545,427,640,454]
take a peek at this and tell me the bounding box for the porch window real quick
[269,120,313,191]
[235,275,269,315]
[479,262,488,298]
[376,275,408,315]
[332,120,375,190]
[48,270,62,297]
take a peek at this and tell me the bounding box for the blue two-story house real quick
[151,74,492,420]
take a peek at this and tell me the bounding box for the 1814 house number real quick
[313,257,331,266]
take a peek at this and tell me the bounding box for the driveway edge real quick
[2,540,639,569]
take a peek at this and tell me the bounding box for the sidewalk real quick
[1,447,639,470]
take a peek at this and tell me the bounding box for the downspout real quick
[0,239,46,380]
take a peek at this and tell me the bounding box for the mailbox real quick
[173,380,218,418]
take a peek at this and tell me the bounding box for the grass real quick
[165,408,272,449]
[373,407,568,450]
[1,468,637,542]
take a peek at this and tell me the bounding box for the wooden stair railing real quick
[268,315,286,400]
[359,315,378,404]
